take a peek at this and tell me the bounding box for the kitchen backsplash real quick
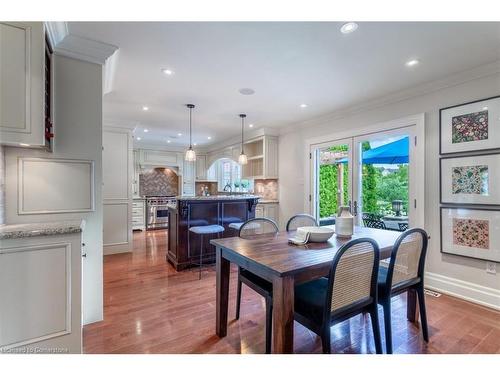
[139,168,179,196]
[254,179,278,200]
[195,181,218,196]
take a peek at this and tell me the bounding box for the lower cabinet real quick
[132,199,145,231]
[0,230,83,353]
[255,203,279,226]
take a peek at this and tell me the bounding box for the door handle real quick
[353,201,358,216]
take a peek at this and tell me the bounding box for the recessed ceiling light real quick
[405,59,420,67]
[239,88,255,96]
[249,123,254,128]
[482,106,488,111]
[143,129,149,133]
[137,137,141,141]
[207,136,212,140]
[340,22,358,34]
[19,143,30,147]
[167,140,171,143]
[142,106,149,111]
[300,103,308,108]
[193,143,197,146]
[161,68,174,75]
[177,133,182,136]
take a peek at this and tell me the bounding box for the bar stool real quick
[189,224,225,279]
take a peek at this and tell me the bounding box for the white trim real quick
[44,22,69,50]
[425,271,500,311]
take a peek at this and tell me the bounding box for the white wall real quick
[4,55,103,324]
[0,146,4,224]
[279,68,500,309]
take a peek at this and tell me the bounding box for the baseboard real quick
[103,244,132,255]
[425,272,500,311]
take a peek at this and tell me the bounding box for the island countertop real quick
[0,220,85,240]
[175,194,259,201]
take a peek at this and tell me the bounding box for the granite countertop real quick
[0,220,85,240]
[176,195,259,201]
[258,199,279,204]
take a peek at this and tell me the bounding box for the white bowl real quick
[296,226,334,243]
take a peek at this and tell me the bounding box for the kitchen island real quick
[167,195,259,271]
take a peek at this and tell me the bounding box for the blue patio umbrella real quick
[337,136,409,164]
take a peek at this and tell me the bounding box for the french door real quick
[310,125,423,230]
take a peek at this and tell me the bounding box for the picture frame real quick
[440,153,500,206]
[439,95,500,155]
[440,207,500,263]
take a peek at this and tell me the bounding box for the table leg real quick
[216,247,230,337]
[407,289,419,323]
[272,275,294,354]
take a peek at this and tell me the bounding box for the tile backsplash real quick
[139,168,179,196]
[253,179,278,200]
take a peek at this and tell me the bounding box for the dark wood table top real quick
[211,226,401,280]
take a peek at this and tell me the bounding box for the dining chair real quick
[286,213,319,231]
[377,228,429,354]
[294,238,382,354]
[363,217,387,230]
[398,222,409,231]
[236,217,279,353]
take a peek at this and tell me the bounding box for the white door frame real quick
[305,113,425,229]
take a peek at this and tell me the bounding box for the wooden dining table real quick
[211,225,419,354]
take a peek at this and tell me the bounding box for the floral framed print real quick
[439,95,500,155]
[440,207,500,262]
[440,153,500,206]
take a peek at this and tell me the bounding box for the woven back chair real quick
[235,216,279,353]
[239,217,279,239]
[286,213,318,232]
[294,238,382,354]
[363,217,387,230]
[378,228,429,353]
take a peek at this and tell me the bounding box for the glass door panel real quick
[311,139,352,225]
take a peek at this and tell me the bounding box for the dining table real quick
[210,225,419,354]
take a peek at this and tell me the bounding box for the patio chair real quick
[363,217,387,230]
[398,222,409,231]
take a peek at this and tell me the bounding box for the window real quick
[209,158,252,192]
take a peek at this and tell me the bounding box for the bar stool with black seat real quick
[189,224,225,280]
[235,217,279,354]
[286,213,318,231]
[377,228,429,354]
[293,238,383,354]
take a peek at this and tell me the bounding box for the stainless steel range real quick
[146,196,176,230]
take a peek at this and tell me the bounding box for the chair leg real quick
[235,276,242,320]
[382,300,393,354]
[321,326,331,354]
[199,235,203,280]
[265,298,272,354]
[369,307,383,354]
[416,285,429,342]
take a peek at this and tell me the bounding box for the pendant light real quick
[185,104,196,161]
[238,114,248,165]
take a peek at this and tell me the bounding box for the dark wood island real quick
[167,195,259,271]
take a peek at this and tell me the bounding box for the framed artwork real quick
[440,153,500,206]
[440,207,500,262]
[439,95,500,155]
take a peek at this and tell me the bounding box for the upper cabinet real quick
[139,149,178,167]
[0,22,52,149]
[241,135,278,179]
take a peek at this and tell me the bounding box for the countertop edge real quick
[0,220,85,240]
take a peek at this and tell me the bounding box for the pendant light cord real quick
[240,114,246,153]
[189,106,192,149]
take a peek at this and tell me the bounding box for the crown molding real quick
[45,22,119,94]
[281,59,500,135]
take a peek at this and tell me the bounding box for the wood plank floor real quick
[83,230,500,354]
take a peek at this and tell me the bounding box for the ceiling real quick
[67,22,500,147]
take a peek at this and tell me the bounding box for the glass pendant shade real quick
[238,113,247,165]
[185,104,196,162]
[185,147,196,162]
[238,152,248,165]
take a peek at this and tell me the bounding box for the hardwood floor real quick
[83,230,500,354]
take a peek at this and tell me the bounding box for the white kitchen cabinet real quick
[132,199,145,230]
[182,160,195,196]
[0,224,83,353]
[255,203,279,226]
[132,149,140,196]
[0,22,49,148]
[139,149,178,167]
[241,136,278,179]
[195,154,207,180]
